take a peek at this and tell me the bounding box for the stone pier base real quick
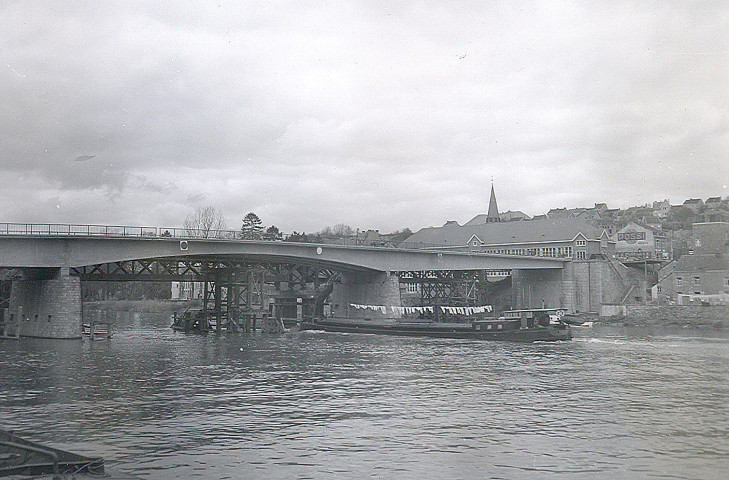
[9,268,82,339]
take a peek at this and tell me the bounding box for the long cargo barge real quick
[300,309,572,342]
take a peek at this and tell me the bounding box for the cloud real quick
[0,1,727,234]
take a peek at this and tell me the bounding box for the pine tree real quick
[264,225,283,241]
[241,212,264,240]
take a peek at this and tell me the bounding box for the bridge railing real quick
[0,223,453,249]
[0,223,575,258]
[0,223,162,237]
[0,223,251,239]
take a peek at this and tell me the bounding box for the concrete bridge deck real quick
[0,223,568,272]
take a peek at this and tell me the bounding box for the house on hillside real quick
[596,208,620,235]
[705,197,722,209]
[683,198,704,214]
[547,207,570,219]
[500,210,531,222]
[592,203,609,215]
[657,222,729,303]
[652,199,671,218]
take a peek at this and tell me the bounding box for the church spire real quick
[487,181,500,222]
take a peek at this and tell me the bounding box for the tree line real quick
[183,206,410,243]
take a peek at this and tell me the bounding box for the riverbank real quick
[598,304,729,329]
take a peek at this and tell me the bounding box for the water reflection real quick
[1,313,728,479]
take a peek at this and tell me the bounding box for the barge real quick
[300,308,572,342]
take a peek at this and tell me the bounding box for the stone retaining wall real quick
[600,304,729,328]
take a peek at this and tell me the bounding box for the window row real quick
[676,277,704,286]
[483,246,574,258]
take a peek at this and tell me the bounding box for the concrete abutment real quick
[511,259,637,314]
[331,271,401,319]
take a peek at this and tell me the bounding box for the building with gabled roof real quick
[683,198,704,213]
[499,210,530,222]
[652,199,671,218]
[403,217,614,260]
[657,222,729,303]
[547,207,570,218]
[613,222,670,262]
[592,203,608,214]
[403,216,642,312]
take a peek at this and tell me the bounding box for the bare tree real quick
[332,224,355,237]
[184,207,227,238]
[317,224,355,238]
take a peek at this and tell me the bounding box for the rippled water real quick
[2,312,729,479]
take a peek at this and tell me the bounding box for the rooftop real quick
[674,253,729,272]
[403,217,610,247]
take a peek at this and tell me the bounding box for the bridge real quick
[0,223,573,339]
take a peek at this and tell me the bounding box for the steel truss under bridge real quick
[398,270,499,317]
[72,257,339,332]
[71,258,336,282]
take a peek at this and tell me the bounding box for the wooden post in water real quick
[104,310,110,338]
[0,308,17,338]
[214,273,222,331]
[90,312,95,341]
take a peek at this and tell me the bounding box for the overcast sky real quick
[2,1,727,234]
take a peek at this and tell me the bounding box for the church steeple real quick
[487,182,500,223]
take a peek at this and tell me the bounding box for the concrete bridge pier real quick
[330,271,402,319]
[510,268,565,311]
[9,268,82,339]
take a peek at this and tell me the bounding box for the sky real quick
[1,1,728,234]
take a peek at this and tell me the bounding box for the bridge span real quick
[0,223,575,339]
[0,235,567,271]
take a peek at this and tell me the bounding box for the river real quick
[1,312,728,479]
